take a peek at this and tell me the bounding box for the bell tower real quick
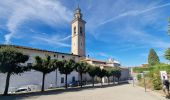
[71,7,86,57]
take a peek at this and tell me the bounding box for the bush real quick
[133,67,153,73]
[137,74,142,81]
[152,73,162,90]
[134,63,170,90]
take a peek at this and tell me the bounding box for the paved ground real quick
[0,83,167,100]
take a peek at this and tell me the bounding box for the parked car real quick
[15,87,29,93]
[14,84,41,93]
[69,81,79,87]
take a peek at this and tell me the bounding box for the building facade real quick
[0,7,129,93]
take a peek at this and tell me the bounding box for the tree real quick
[148,49,160,66]
[105,69,113,85]
[88,65,98,87]
[96,68,107,86]
[58,59,75,89]
[75,62,89,87]
[32,55,56,92]
[115,69,121,84]
[165,48,170,61]
[0,46,29,95]
[111,69,116,84]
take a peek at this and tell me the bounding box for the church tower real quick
[71,7,86,57]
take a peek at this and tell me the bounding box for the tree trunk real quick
[101,77,103,86]
[107,77,110,85]
[65,74,68,89]
[118,78,119,84]
[3,72,11,95]
[92,77,94,87]
[80,73,83,88]
[41,73,45,92]
[113,76,115,84]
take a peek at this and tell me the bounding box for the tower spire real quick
[72,4,86,57]
[74,3,82,19]
[77,0,80,9]
[77,2,79,9]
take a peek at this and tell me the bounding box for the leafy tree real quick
[88,65,98,87]
[115,69,121,83]
[165,48,170,61]
[105,69,113,84]
[148,49,160,66]
[111,69,117,84]
[75,62,89,87]
[96,68,107,86]
[0,46,29,95]
[58,59,75,89]
[32,55,56,92]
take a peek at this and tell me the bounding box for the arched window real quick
[72,76,75,82]
[74,27,76,34]
[80,27,82,36]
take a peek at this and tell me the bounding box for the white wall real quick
[0,48,81,93]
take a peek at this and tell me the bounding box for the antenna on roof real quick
[76,0,80,9]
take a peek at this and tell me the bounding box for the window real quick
[72,76,75,82]
[54,55,56,57]
[27,63,32,66]
[74,27,76,34]
[80,27,82,36]
[62,56,65,59]
[61,77,64,83]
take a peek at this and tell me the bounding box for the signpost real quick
[142,71,149,92]
[143,72,146,92]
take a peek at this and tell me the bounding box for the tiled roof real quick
[0,44,81,57]
[82,58,106,63]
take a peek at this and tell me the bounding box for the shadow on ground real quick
[0,82,129,100]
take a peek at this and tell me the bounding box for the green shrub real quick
[133,67,154,73]
[152,73,162,90]
[137,74,142,81]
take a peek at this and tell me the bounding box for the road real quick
[0,83,166,100]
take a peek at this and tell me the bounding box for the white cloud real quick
[33,34,71,48]
[119,27,170,49]
[0,0,72,44]
[98,3,170,26]
[29,29,71,47]
[98,52,112,58]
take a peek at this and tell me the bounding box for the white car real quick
[15,87,29,93]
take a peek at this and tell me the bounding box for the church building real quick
[0,7,129,93]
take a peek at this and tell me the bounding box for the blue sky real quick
[0,0,170,67]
